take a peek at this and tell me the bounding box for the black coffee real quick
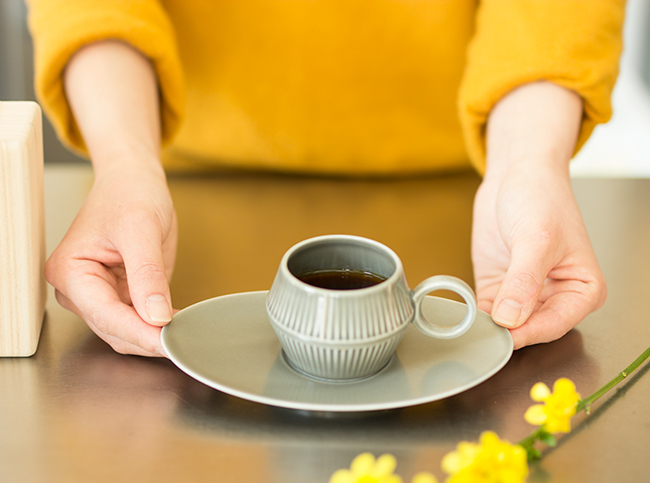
[298,269,387,290]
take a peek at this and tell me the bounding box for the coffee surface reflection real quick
[298,269,387,290]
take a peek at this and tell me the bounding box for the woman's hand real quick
[472,82,607,349]
[472,163,606,349]
[45,40,176,356]
[46,164,177,356]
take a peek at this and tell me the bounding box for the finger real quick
[55,288,163,357]
[508,289,598,349]
[478,285,545,320]
[491,237,557,329]
[117,217,173,327]
[103,332,166,358]
[56,286,164,357]
[510,270,606,349]
[55,266,167,356]
[475,278,500,315]
[110,264,133,305]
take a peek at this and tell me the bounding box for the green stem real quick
[517,428,544,458]
[576,345,650,413]
[518,428,543,449]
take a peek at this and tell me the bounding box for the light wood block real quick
[0,101,46,357]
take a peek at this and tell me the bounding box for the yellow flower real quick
[330,454,439,483]
[441,431,529,483]
[411,472,439,483]
[524,378,580,433]
[329,453,403,483]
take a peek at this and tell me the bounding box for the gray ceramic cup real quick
[266,235,477,382]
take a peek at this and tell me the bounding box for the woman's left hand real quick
[472,81,607,349]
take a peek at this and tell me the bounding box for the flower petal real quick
[524,404,547,426]
[443,432,529,483]
[373,454,398,477]
[545,416,572,434]
[441,450,463,475]
[329,469,355,483]
[411,472,439,483]
[530,382,551,401]
[479,430,501,446]
[554,378,581,402]
[350,453,376,475]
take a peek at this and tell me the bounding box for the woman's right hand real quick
[46,162,177,357]
[45,39,177,356]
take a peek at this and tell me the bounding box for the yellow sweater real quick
[27,1,624,175]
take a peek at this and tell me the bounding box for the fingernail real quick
[147,294,172,323]
[493,298,522,327]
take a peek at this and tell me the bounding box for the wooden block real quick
[0,101,46,357]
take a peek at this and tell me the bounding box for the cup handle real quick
[410,275,477,339]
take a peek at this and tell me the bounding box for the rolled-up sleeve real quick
[458,0,625,173]
[26,0,185,156]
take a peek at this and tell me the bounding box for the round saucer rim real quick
[161,291,514,412]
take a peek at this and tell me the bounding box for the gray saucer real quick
[161,291,513,412]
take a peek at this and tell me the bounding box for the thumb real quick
[491,240,555,329]
[119,221,173,327]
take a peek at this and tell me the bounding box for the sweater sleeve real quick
[26,0,185,156]
[458,0,625,173]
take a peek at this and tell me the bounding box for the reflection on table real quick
[1,164,649,482]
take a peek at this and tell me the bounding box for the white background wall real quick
[570,0,650,178]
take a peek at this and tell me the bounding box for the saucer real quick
[162,291,513,412]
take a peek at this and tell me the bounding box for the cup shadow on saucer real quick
[262,351,412,407]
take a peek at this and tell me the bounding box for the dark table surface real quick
[2,163,649,482]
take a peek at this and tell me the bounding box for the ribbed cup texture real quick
[266,269,414,381]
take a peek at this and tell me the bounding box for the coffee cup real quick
[266,235,477,382]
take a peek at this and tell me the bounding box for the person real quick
[26,1,623,357]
